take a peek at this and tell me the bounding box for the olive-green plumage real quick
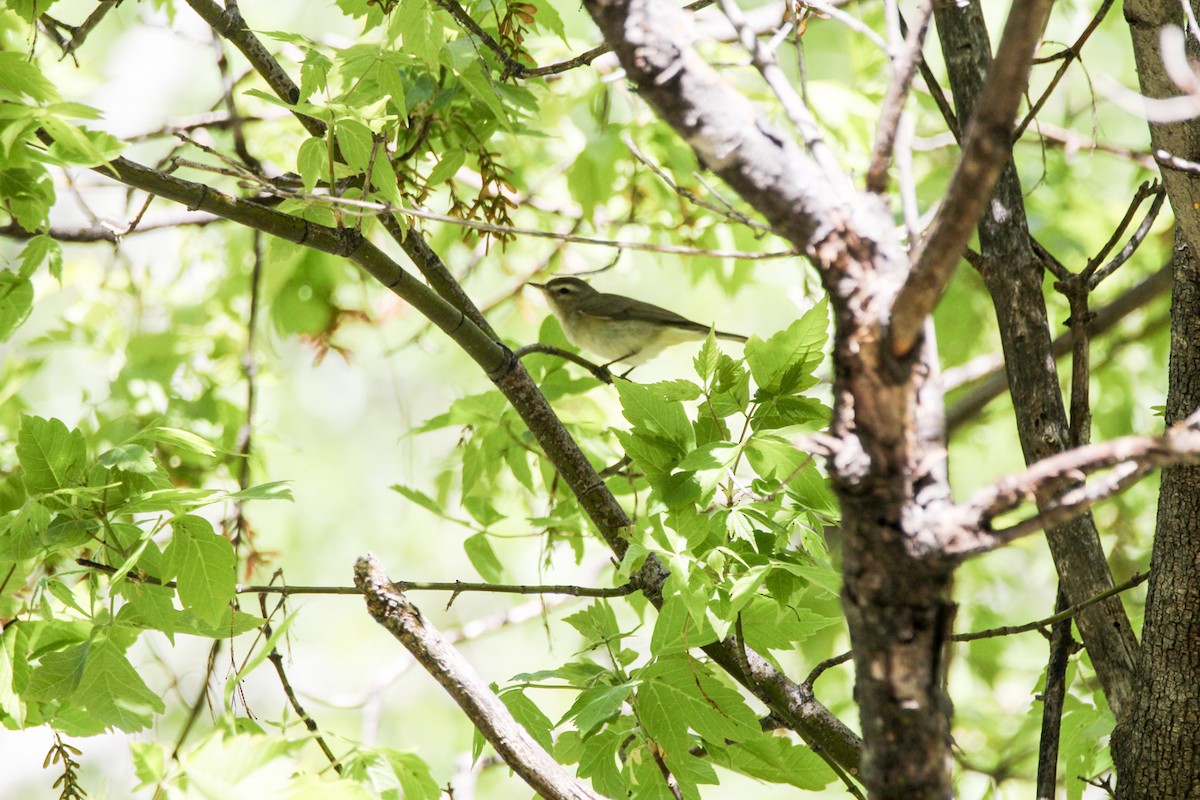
[530,277,747,366]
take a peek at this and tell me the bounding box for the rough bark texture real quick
[1113,239,1200,798]
[935,0,1138,718]
[579,0,962,794]
[1115,1,1200,791]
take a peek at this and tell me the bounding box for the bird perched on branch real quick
[529,276,747,367]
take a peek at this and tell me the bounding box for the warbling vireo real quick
[529,276,747,366]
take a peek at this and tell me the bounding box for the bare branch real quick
[514,343,615,383]
[946,262,1172,430]
[866,0,935,194]
[945,410,1200,558]
[1014,0,1116,139]
[717,0,845,179]
[890,0,1054,358]
[356,555,607,800]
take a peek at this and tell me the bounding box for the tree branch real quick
[866,0,935,194]
[943,409,1200,558]
[355,555,607,800]
[946,262,1172,431]
[890,0,1054,358]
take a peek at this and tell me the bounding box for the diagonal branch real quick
[889,0,1054,358]
[942,409,1200,558]
[81,147,863,773]
[355,555,607,800]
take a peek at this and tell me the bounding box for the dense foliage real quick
[0,0,1183,798]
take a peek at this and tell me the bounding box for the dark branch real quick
[890,0,1054,358]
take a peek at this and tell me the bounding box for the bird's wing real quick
[578,293,708,331]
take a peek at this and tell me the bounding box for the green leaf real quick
[73,638,165,731]
[463,532,505,582]
[166,515,236,626]
[707,733,834,789]
[744,296,828,395]
[300,48,333,101]
[16,416,87,496]
[390,484,446,516]
[694,331,721,383]
[426,149,465,186]
[137,427,217,457]
[98,444,161,476]
[297,136,328,192]
[458,62,511,129]
[650,593,718,656]
[615,380,695,451]
[0,52,59,103]
[0,273,34,342]
[0,499,51,558]
[227,481,294,502]
[499,688,554,751]
[16,234,62,281]
[559,682,635,734]
[529,0,569,44]
[564,600,622,644]
[744,433,838,516]
[392,0,441,64]
[334,118,375,173]
[380,749,440,800]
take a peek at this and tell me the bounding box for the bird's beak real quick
[527,281,546,290]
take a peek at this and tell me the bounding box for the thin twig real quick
[355,555,605,800]
[258,593,343,773]
[1086,184,1167,289]
[514,342,614,383]
[1015,0,1116,139]
[946,263,1172,429]
[62,0,121,57]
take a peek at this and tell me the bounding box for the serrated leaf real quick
[17,234,61,281]
[0,273,35,342]
[167,515,236,626]
[334,118,375,173]
[0,51,59,102]
[744,297,828,396]
[16,416,87,496]
[227,481,293,502]
[297,136,328,193]
[560,682,635,734]
[499,688,554,751]
[426,149,464,186]
[380,749,440,800]
[615,380,695,451]
[390,484,445,516]
[137,427,217,457]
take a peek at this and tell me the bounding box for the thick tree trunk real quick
[1113,241,1200,798]
[1116,0,1200,794]
[935,0,1138,717]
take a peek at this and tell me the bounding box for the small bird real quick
[529,276,747,367]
